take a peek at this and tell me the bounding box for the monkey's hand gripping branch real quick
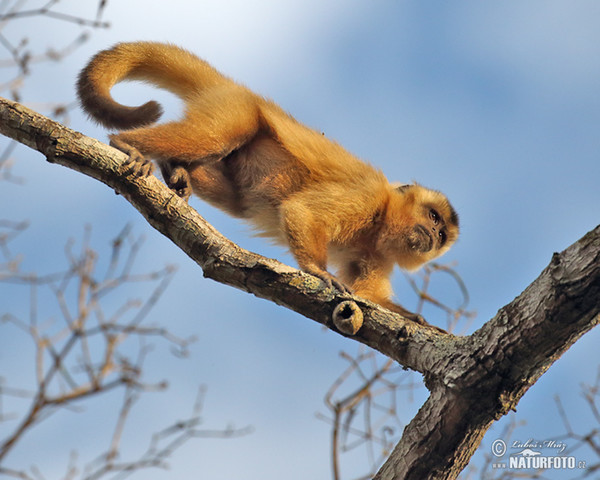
[0,97,448,375]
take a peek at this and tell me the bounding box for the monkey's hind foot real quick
[410,314,448,334]
[384,301,448,334]
[165,166,192,202]
[110,137,154,177]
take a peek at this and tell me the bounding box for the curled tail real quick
[77,42,227,130]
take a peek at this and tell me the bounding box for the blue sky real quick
[1,1,599,479]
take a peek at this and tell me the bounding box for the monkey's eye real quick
[439,230,447,246]
[429,209,440,225]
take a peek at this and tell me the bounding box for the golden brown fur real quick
[77,42,459,326]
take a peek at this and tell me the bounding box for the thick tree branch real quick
[1,97,598,479]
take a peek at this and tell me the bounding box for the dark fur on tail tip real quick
[76,67,163,130]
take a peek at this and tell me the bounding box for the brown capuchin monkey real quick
[77,42,459,328]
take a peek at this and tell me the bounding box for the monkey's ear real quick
[391,182,414,193]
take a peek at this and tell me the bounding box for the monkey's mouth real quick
[408,225,433,253]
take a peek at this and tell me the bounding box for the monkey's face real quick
[383,185,459,271]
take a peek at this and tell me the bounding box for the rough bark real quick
[376,228,600,478]
[1,97,598,479]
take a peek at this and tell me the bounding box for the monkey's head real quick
[379,184,459,271]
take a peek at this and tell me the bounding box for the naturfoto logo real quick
[490,438,587,473]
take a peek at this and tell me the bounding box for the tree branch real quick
[1,96,598,479]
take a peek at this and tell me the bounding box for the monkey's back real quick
[186,100,392,244]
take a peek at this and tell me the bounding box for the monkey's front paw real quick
[310,270,352,294]
[167,166,192,202]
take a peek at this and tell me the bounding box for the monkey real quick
[76,42,459,328]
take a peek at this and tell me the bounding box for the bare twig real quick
[82,386,253,480]
[0,1,109,186]
[0,225,224,479]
